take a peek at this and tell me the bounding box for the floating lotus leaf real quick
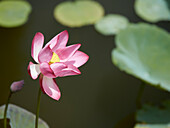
[134,0,170,22]
[95,14,129,36]
[0,104,49,128]
[137,101,170,123]
[0,1,31,28]
[112,23,170,91]
[54,1,104,27]
[134,124,170,128]
[134,101,170,128]
[166,0,170,9]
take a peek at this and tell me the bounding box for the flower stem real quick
[4,91,12,128]
[136,82,145,109]
[35,87,42,128]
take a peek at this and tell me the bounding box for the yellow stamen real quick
[49,53,60,65]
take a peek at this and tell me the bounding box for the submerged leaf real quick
[134,0,170,22]
[0,1,32,28]
[112,23,170,91]
[54,1,104,27]
[95,14,129,36]
[0,104,49,128]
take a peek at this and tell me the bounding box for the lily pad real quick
[0,104,49,128]
[166,0,170,9]
[136,101,170,123]
[0,1,32,28]
[112,23,170,91]
[54,1,104,27]
[134,0,170,22]
[95,14,129,36]
[134,101,170,128]
[134,124,170,128]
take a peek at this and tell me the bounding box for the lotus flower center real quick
[49,52,60,65]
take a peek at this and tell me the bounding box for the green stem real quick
[35,87,42,128]
[136,82,145,109]
[4,91,12,128]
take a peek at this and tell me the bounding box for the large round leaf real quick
[0,104,49,128]
[112,23,170,91]
[54,1,104,27]
[0,1,31,28]
[94,14,129,36]
[134,0,170,22]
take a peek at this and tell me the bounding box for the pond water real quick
[0,0,170,128]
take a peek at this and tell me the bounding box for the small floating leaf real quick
[137,101,170,123]
[0,1,32,28]
[134,0,170,22]
[112,23,170,91]
[0,104,49,128]
[134,101,170,128]
[94,14,129,36]
[54,1,104,27]
[134,124,170,128]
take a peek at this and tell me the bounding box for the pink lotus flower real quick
[28,30,89,100]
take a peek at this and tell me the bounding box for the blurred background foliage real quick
[0,0,170,127]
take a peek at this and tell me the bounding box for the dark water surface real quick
[0,0,170,128]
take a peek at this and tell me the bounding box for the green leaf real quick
[94,14,129,36]
[134,124,170,128]
[0,1,32,28]
[134,101,170,128]
[54,1,104,27]
[0,104,49,128]
[165,0,170,9]
[137,101,170,123]
[112,23,170,91]
[134,0,170,22]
